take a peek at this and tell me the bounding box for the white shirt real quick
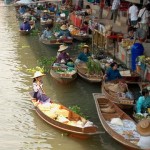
[138,8,149,23]
[128,5,138,21]
[138,136,150,149]
[111,0,120,10]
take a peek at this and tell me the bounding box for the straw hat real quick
[101,106,116,113]
[58,45,68,52]
[32,71,45,78]
[43,10,48,13]
[82,45,89,48]
[60,25,68,30]
[136,119,150,136]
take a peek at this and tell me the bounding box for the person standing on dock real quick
[110,0,120,23]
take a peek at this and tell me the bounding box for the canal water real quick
[0,3,124,150]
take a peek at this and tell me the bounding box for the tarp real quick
[15,0,61,5]
[16,0,34,4]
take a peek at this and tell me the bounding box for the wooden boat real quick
[93,93,144,150]
[40,38,64,46]
[72,34,91,42]
[76,63,103,83]
[32,99,100,139]
[102,81,135,109]
[50,63,77,84]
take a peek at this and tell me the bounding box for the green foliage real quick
[26,66,45,74]
[37,56,56,73]
[69,105,88,119]
[86,58,102,75]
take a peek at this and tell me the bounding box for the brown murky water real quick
[0,3,124,150]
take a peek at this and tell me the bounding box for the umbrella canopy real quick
[16,0,34,5]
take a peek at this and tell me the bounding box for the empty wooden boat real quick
[93,93,146,150]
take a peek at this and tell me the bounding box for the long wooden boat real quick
[50,63,77,84]
[93,93,145,150]
[72,34,91,42]
[40,38,64,46]
[39,37,73,45]
[102,81,135,109]
[76,63,103,83]
[32,99,100,139]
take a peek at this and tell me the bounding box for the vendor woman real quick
[32,71,51,103]
[104,62,122,81]
[75,45,91,63]
[136,88,149,114]
[56,45,70,64]
[57,25,71,39]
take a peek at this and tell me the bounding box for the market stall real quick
[69,12,83,28]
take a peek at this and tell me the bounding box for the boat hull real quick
[50,69,77,84]
[32,100,100,139]
[102,82,134,109]
[93,93,142,150]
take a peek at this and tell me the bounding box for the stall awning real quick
[125,0,142,4]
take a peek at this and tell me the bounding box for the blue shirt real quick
[131,43,144,71]
[136,96,145,113]
[57,30,71,37]
[106,67,122,81]
[78,52,91,62]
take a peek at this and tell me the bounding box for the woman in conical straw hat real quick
[56,45,70,64]
[137,119,150,149]
[75,44,91,64]
[57,24,72,39]
[31,71,50,103]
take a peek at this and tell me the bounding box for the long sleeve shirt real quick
[106,67,122,81]
[78,52,91,62]
[56,52,70,63]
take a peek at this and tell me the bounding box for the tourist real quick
[40,25,53,39]
[32,71,51,103]
[128,3,138,27]
[136,88,149,114]
[56,45,70,64]
[104,62,122,81]
[137,119,150,149]
[138,5,149,42]
[57,25,71,38]
[20,18,31,31]
[110,0,120,23]
[76,45,91,63]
